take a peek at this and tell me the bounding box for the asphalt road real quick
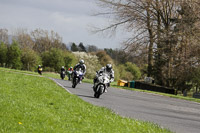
[52,78,200,133]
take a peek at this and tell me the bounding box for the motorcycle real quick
[93,72,110,98]
[38,68,42,75]
[67,70,73,81]
[71,69,84,88]
[60,71,65,80]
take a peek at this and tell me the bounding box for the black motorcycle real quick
[38,68,42,75]
[60,71,65,80]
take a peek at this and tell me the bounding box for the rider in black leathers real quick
[73,59,86,83]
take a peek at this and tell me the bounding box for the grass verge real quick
[0,69,171,133]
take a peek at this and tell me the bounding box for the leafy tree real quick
[96,50,113,66]
[42,48,64,72]
[63,51,78,69]
[6,41,22,69]
[125,62,141,80]
[21,48,42,71]
[78,42,86,52]
[71,43,79,52]
[191,67,200,93]
[117,64,133,81]
[87,45,98,52]
[0,42,7,67]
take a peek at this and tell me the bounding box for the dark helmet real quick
[79,59,84,64]
[106,64,112,72]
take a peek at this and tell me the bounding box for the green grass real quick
[0,67,60,79]
[0,69,171,133]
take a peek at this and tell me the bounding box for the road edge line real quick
[49,77,72,94]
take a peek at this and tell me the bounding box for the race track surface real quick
[53,79,200,133]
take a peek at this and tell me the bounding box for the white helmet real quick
[62,66,64,69]
[79,59,84,64]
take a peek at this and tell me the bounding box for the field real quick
[0,68,171,133]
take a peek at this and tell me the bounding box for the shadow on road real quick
[77,94,95,99]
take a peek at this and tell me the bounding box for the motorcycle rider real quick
[73,59,86,83]
[93,64,114,92]
[67,67,73,81]
[38,65,42,75]
[61,66,66,72]
[60,66,66,79]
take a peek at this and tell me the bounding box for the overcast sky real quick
[0,0,127,49]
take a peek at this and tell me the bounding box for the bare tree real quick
[30,29,63,53]
[13,28,35,50]
[94,0,200,90]
[0,28,8,44]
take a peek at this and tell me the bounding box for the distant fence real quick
[134,81,177,95]
[193,93,200,99]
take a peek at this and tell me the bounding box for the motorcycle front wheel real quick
[72,78,78,88]
[94,86,103,98]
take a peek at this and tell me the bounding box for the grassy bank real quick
[0,69,171,133]
[1,67,200,103]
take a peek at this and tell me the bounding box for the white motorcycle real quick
[93,72,110,98]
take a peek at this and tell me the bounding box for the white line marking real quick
[49,78,72,94]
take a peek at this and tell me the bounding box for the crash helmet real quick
[79,59,84,64]
[38,65,41,67]
[106,64,112,72]
[62,66,64,69]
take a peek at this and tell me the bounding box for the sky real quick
[0,0,127,49]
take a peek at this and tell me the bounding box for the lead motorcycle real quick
[93,72,110,98]
[71,68,84,88]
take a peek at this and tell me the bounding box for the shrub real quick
[125,62,141,80]
[42,48,65,72]
[6,41,22,69]
[95,50,113,66]
[63,51,78,69]
[0,42,7,67]
[21,48,42,71]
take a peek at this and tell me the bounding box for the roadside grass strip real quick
[0,70,171,133]
[0,67,60,79]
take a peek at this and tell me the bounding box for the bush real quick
[42,48,65,72]
[63,51,78,69]
[21,48,42,71]
[125,62,141,80]
[44,67,55,72]
[95,50,113,66]
[6,41,22,69]
[116,64,133,81]
[0,42,7,67]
